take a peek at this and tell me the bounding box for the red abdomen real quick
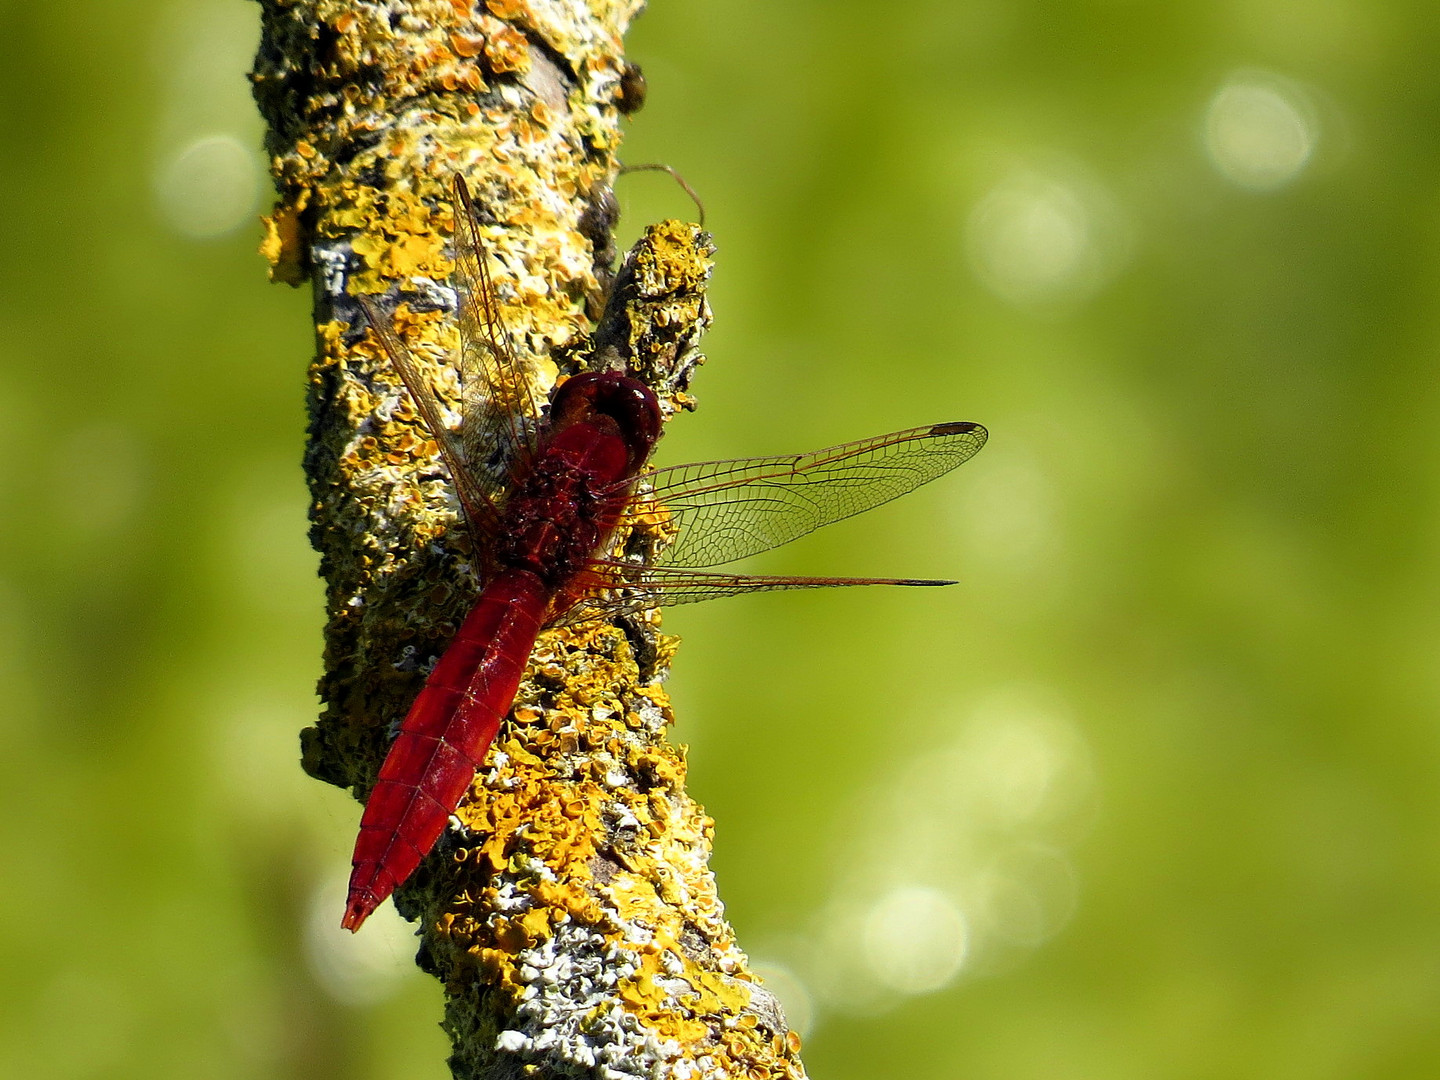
[342,377,661,931]
[342,569,549,930]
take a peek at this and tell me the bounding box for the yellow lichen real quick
[258,193,308,285]
[484,24,533,75]
[450,30,485,58]
[487,0,531,21]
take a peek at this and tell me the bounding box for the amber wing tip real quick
[930,420,987,438]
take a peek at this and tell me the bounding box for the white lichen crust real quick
[434,622,804,1078]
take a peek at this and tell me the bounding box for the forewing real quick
[625,421,988,569]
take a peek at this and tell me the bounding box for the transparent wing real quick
[355,177,555,543]
[357,295,502,540]
[549,562,956,626]
[621,421,988,569]
[450,177,545,479]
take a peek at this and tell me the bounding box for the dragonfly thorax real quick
[494,423,637,587]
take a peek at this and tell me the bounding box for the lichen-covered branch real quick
[250,2,807,1077]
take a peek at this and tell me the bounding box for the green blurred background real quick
[4,0,1439,1076]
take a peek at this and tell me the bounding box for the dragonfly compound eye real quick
[549,372,662,468]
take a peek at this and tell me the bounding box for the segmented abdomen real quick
[342,569,549,930]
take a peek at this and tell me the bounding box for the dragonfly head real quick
[548,371,662,471]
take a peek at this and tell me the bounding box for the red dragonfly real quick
[343,179,987,931]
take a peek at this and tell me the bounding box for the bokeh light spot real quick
[154,134,262,240]
[965,167,1128,308]
[1204,72,1318,190]
[973,845,1079,949]
[750,959,815,1039]
[861,886,969,995]
[801,684,1092,1017]
[304,875,419,1007]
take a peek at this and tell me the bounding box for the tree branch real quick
[251,2,807,1076]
